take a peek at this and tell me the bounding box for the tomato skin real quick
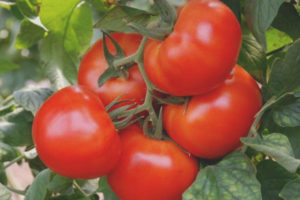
[144,0,242,96]
[107,125,199,200]
[163,66,262,159]
[33,86,121,179]
[78,33,146,108]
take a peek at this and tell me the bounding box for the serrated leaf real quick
[16,0,38,18]
[25,169,52,200]
[238,35,267,80]
[245,0,285,50]
[183,152,261,200]
[13,88,53,114]
[279,178,300,200]
[257,160,297,200]
[0,59,20,73]
[273,99,300,127]
[99,177,119,200]
[15,18,46,49]
[47,175,73,193]
[0,108,33,146]
[0,142,19,162]
[241,133,300,173]
[94,6,155,33]
[0,183,11,200]
[268,39,300,96]
[272,2,300,41]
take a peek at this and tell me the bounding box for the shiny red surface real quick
[78,33,146,108]
[163,66,262,159]
[107,125,199,200]
[144,0,242,96]
[33,86,121,179]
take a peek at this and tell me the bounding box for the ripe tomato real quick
[33,86,121,179]
[78,33,146,108]
[144,0,242,96]
[107,125,199,200]
[163,66,262,159]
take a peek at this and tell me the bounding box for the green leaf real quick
[47,175,73,193]
[273,99,300,127]
[76,179,99,196]
[241,133,300,173]
[25,169,52,200]
[220,0,241,22]
[13,87,53,114]
[257,160,297,200]
[15,19,46,49]
[0,108,33,146]
[279,178,300,200]
[0,59,20,73]
[16,0,38,18]
[238,35,267,80]
[99,177,119,200]
[0,183,11,200]
[183,152,261,200]
[266,28,293,53]
[245,0,285,50]
[0,142,19,162]
[94,6,155,33]
[272,2,300,41]
[268,39,300,96]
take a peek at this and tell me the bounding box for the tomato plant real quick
[33,86,121,179]
[107,124,199,200]
[78,33,146,108]
[144,0,242,96]
[163,65,262,159]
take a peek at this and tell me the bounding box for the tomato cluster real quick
[33,0,262,199]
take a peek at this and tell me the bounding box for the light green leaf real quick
[13,87,53,114]
[47,175,73,193]
[25,169,52,200]
[16,0,38,18]
[245,0,285,50]
[183,152,261,200]
[15,18,46,49]
[0,59,20,74]
[279,178,300,200]
[241,133,300,173]
[0,183,11,200]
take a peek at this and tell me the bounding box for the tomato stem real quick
[112,53,137,68]
[2,155,24,170]
[5,185,26,195]
[73,180,91,200]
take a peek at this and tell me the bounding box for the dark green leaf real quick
[279,178,300,200]
[94,6,155,33]
[25,169,52,200]
[273,99,300,127]
[220,0,241,22]
[268,39,300,96]
[153,0,177,25]
[15,19,46,49]
[0,108,33,146]
[99,177,119,200]
[16,0,38,18]
[183,152,261,200]
[13,87,53,114]
[257,160,297,200]
[241,133,300,173]
[238,35,267,80]
[272,2,300,41]
[0,142,19,162]
[47,175,73,193]
[245,0,285,50]
[98,67,122,87]
[0,183,11,200]
[0,59,20,73]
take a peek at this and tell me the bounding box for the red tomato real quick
[144,0,242,96]
[33,86,121,179]
[78,33,146,108]
[107,125,199,200]
[163,66,262,159]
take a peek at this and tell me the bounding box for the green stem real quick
[113,53,137,68]
[5,185,26,195]
[3,155,24,170]
[73,180,91,200]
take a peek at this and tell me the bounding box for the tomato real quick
[144,0,242,96]
[78,33,146,109]
[107,125,199,200]
[33,86,121,179]
[163,66,262,159]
